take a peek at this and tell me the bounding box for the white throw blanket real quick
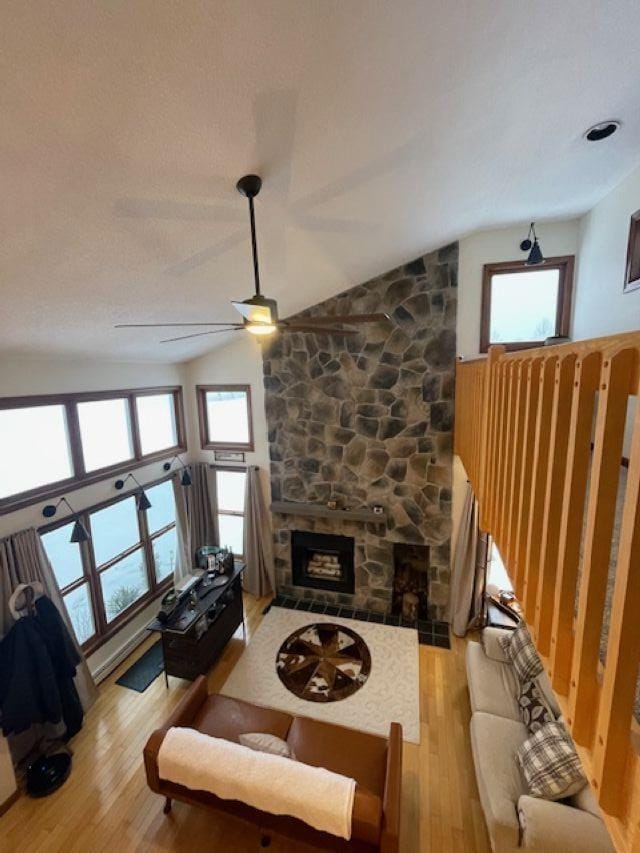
[157,726,356,840]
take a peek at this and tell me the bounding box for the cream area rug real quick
[221,606,420,744]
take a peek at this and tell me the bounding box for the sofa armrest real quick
[381,722,402,853]
[518,795,615,853]
[481,627,511,663]
[143,675,209,792]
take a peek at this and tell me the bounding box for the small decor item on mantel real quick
[372,504,385,516]
[624,208,640,293]
[326,499,340,511]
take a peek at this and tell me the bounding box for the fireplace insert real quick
[291,530,355,595]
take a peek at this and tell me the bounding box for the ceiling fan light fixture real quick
[246,322,277,336]
[232,295,278,326]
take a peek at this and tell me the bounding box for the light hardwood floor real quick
[0,594,490,853]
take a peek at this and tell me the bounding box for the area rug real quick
[221,606,420,743]
[116,640,164,692]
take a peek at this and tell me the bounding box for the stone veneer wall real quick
[261,243,457,620]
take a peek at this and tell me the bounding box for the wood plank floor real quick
[0,594,490,853]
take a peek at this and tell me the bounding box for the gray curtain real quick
[171,472,192,583]
[0,528,98,763]
[243,466,275,597]
[448,482,489,637]
[188,462,218,559]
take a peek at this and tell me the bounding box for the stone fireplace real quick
[262,244,457,621]
[291,530,355,595]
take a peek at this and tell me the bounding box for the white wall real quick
[0,356,189,678]
[457,219,581,359]
[184,335,271,497]
[573,163,640,339]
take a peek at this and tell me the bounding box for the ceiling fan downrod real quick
[236,175,263,297]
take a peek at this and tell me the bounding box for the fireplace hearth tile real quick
[384,613,401,627]
[339,607,355,619]
[354,610,370,622]
[324,605,340,616]
[368,612,384,624]
[433,621,449,636]
[295,600,313,611]
[308,601,327,614]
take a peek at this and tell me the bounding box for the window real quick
[215,468,246,556]
[480,257,574,352]
[41,524,95,645]
[136,393,178,455]
[197,385,253,450]
[78,398,133,472]
[0,404,74,499]
[0,386,185,512]
[41,476,177,651]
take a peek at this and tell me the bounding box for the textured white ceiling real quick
[2,0,640,362]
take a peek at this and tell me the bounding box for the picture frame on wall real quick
[624,209,640,293]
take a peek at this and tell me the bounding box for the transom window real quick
[0,387,185,512]
[480,256,574,352]
[197,385,253,451]
[41,477,177,651]
[215,468,247,557]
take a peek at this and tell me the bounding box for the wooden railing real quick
[455,332,640,852]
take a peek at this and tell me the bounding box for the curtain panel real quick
[243,466,274,597]
[448,482,489,637]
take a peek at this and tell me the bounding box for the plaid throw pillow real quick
[518,680,554,733]
[499,625,543,682]
[517,721,587,800]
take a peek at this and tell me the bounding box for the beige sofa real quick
[466,628,614,853]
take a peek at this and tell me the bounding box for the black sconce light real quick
[520,222,544,266]
[42,497,90,543]
[163,455,192,487]
[114,473,152,510]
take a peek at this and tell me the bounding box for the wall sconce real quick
[520,222,544,266]
[114,473,152,510]
[163,455,192,487]
[42,497,90,543]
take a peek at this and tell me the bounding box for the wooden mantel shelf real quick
[271,501,387,525]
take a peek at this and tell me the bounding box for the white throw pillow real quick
[239,732,295,760]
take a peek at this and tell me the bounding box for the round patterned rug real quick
[276,622,371,703]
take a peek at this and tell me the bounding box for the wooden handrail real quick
[455,330,640,852]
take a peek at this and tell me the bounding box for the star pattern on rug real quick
[276,623,371,703]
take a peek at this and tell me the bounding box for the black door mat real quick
[116,641,164,692]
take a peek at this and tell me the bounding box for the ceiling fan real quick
[115,175,390,343]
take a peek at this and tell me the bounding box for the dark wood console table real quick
[147,563,245,685]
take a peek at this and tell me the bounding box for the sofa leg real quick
[260,835,271,848]
[163,797,172,815]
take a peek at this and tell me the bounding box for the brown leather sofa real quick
[144,676,402,851]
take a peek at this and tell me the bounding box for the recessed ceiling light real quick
[584,120,621,142]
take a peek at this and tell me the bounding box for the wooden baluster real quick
[497,361,517,550]
[568,348,635,747]
[550,351,601,694]
[505,359,528,567]
[513,358,543,599]
[480,347,504,532]
[534,353,576,655]
[523,357,557,621]
[591,351,640,814]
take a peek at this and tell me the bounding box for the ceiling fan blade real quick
[280,324,359,335]
[161,328,244,343]
[115,323,243,328]
[284,313,390,326]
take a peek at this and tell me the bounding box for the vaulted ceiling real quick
[2,1,640,361]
